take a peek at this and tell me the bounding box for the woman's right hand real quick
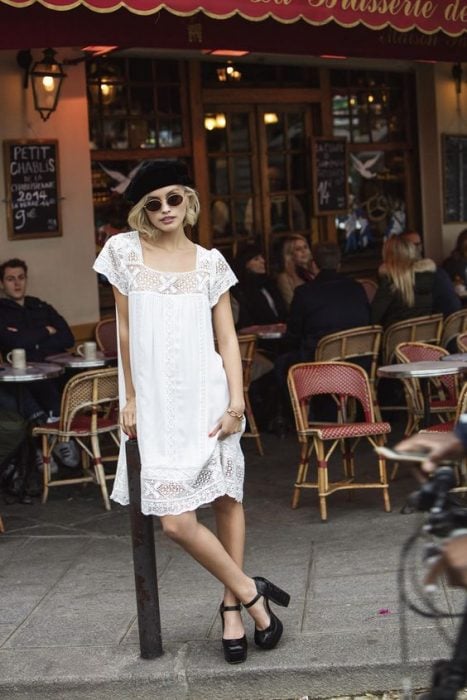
[120,397,137,439]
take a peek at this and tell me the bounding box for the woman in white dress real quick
[93,161,289,664]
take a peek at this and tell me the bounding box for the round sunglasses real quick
[144,193,184,212]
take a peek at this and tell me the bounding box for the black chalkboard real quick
[3,139,62,239]
[443,134,467,223]
[312,138,348,215]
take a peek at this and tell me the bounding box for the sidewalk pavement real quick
[0,429,464,700]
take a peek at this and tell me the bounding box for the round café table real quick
[45,351,116,369]
[442,353,467,363]
[0,362,64,384]
[377,360,467,428]
[0,362,64,507]
[0,362,64,412]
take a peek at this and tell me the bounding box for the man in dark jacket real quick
[287,243,370,358]
[273,243,370,427]
[0,258,74,362]
[0,258,74,422]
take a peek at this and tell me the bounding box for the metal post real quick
[126,439,163,659]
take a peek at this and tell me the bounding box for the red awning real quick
[1,0,466,37]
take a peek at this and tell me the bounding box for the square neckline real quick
[135,232,199,275]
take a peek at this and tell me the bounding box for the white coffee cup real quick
[6,348,27,370]
[76,341,97,361]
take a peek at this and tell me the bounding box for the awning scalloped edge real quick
[0,0,465,38]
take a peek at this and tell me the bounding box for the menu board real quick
[3,139,62,240]
[312,138,348,215]
[443,134,467,223]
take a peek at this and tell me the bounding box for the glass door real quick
[204,104,314,262]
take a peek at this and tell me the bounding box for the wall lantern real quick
[17,48,67,121]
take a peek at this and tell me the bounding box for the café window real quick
[87,58,186,151]
[330,69,418,258]
[201,61,320,89]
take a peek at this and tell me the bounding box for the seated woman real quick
[276,235,315,310]
[371,235,436,327]
[232,245,287,430]
[443,228,467,291]
[232,245,287,330]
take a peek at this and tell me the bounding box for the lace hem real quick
[111,481,243,516]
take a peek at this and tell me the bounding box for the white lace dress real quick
[93,231,245,516]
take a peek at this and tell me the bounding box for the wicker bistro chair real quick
[315,325,383,421]
[422,383,467,492]
[457,331,467,353]
[287,361,391,522]
[394,342,459,437]
[95,317,118,356]
[442,309,467,350]
[382,314,444,365]
[32,367,120,511]
[237,334,264,456]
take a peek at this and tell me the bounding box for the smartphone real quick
[374,445,430,462]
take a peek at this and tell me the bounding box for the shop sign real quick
[0,0,465,37]
[3,140,62,240]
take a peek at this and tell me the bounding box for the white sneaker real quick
[35,449,59,475]
[53,441,80,468]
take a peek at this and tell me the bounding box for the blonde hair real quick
[382,235,418,307]
[127,186,200,239]
[280,234,311,273]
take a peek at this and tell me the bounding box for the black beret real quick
[125,160,193,204]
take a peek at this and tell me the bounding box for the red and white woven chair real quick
[95,317,118,356]
[421,382,467,492]
[441,309,467,350]
[395,342,459,432]
[33,367,120,511]
[287,361,391,522]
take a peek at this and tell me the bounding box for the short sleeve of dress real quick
[93,235,129,296]
[209,248,238,308]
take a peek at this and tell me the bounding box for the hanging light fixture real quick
[216,61,242,83]
[30,48,67,121]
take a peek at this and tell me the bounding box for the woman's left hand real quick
[209,411,244,439]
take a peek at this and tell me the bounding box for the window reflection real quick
[87,58,184,151]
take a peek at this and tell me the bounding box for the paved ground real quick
[0,423,465,699]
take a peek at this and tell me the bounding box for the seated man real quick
[0,258,78,467]
[0,258,74,363]
[287,242,370,359]
[274,243,370,425]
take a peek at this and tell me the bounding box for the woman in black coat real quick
[232,245,287,330]
[371,235,436,327]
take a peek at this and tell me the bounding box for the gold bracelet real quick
[226,407,244,420]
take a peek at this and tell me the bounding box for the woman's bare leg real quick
[212,496,245,639]
[160,509,270,630]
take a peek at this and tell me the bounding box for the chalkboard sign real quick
[312,138,348,215]
[3,139,62,240]
[443,134,467,223]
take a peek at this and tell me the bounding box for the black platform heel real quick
[219,603,247,664]
[243,576,290,650]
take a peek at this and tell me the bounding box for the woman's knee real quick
[160,513,195,543]
[212,495,242,516]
